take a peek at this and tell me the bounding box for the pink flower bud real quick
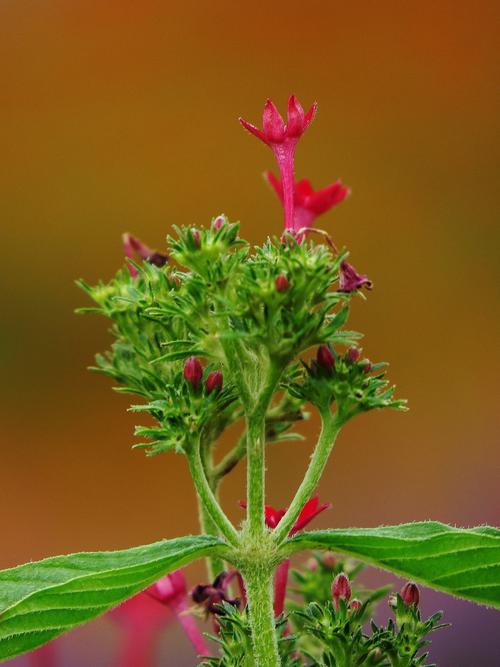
[317,345,335,374]
[400,582,420,607]
[306,557,318,571]
[184,356,203,389]
[349,598,362,611]
[205,371,223,395]
[332,573,351,608]
[213,215,226,231]
[347,346,361,363]
[191,229,201,248]
[363,360,372,374]
[321,552,336,570]
[275,275,289,292]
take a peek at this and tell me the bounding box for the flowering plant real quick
[0,96,498,667]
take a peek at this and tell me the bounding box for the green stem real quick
[196,494,225,579]
[246,363,282,538]
[187,443,239,546]
[212,432,247,482]
[273,408,342,544]
[242,567,281,667]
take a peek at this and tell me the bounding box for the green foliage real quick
[285,523,500,608]
[198,603,301,667]
[77,223,383,457]
[297,596,446,667]
[0,535,225,663]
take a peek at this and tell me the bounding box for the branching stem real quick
[273,407,343,544]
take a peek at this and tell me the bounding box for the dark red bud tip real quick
[205,371,223,394]
[400,582,420,607]
[363,361,372,374]
[317,345,335,373]
[275,274,289,292]
[184,356,203,389]
[350,598,362,611]
[347,346,361,363]
[191,229,201,248]
[332,573,351,607]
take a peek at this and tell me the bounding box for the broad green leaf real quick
[285,522,500,608]
[0,534,226,662]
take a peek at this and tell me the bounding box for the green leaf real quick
[285,522,500,608]
[0,535,226,662]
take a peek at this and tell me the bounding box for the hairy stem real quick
[246,363,282,538]
[212,432,247,482]
[187,443,239,546]
[243,567,281,667]
[196,495,225,579]
[273,408,342,544]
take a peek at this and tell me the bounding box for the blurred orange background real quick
[1,1,499,664]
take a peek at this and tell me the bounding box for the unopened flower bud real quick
[184,356,203,389]
[350,598,362,611]
[321,552,336,570]
[205,371,223,395]
[306,557,318,571]
[191,229,201,248]
[213,215,226,231]
[332,573,351,608]
[363,360,372,374]
[275,274,289,292]
[400,581,419,607]
[347,346,360,363]
[317,345,335,374]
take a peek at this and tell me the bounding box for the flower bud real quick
[206,371,223,395]
[332,573,351,608]
[306,557,318,571]
[347,346,361,363]
[349,598,362,611]
[321,552,336,570]
[184,356,203,389]
[317,345,335,374]
[191,229,201,248]
[213,215,226,231]
[275,274,289,292]
[400,581,419,607]
[363,360,372,374]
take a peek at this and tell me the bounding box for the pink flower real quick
[265,171,349,235]
[122,233,167,278]
[400,581,420,607]
[111,570,210,665]
[338,261,373,293]
[240,96,317,233]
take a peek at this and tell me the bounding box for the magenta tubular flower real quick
[338,261,373,293]
[240,96,317,233]
[122,233,168,277]
[266,171,349,236]
[28,643,57,667]
[184,356,203,389]
[111,570,210,665]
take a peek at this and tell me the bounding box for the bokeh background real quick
[1,1,499,665]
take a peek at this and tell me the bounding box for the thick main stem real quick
[243,567,281,667]
[273,408,342,544]
[187,444,239,546]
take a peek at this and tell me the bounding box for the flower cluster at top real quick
[78,96,404,483]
